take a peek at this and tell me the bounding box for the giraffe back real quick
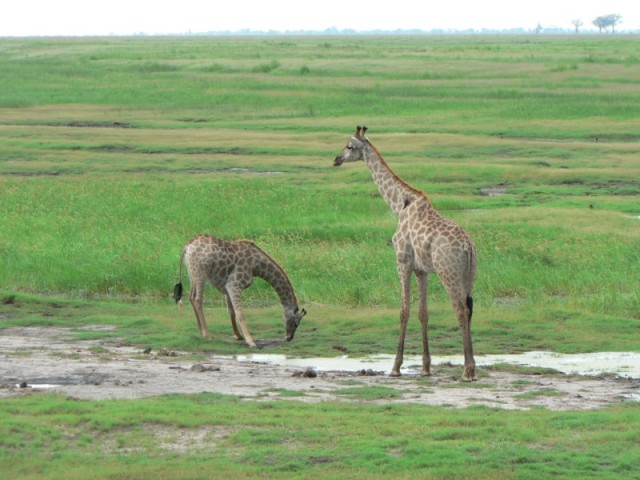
[394,199,476,294]
[184,235,250,291]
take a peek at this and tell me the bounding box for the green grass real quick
[1,394,638,479]
[1,35,640,479]
[1,34,638,349]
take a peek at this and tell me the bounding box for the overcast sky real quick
[1,0,638,36]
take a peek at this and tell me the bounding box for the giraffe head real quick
[284,306,306,341]
[333,125,368,166]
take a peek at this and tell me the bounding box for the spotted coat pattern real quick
[175,234,305,347]
[334,126,477,380]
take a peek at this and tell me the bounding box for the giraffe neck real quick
[362,141,426,216]
[250,245,299,311]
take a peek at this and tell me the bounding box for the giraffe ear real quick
[298,308,307,318]
[362,126,368,136]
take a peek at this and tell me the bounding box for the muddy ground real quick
[1,326,638,410]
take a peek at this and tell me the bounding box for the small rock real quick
[159,349,179,357]
[292,368,317,378]
[19,381,29,389]
[190,364,221,373]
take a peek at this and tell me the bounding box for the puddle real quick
[7,374,108,391]
[16,383,61,390]
[235,351,640,379]
[480,186,507,196]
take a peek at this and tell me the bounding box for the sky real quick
[1,0,638,36]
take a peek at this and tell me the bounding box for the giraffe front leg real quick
[227,289,257,348]
[391,263,412,377]
[225,293,243,341]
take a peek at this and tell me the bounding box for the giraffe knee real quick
[189,289,202,306]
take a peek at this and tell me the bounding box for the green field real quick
[1,35,640,478]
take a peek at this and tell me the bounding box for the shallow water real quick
[236,351,640,379]
[15,383,60,390]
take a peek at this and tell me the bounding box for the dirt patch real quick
[1,326,638,410]
[51,121,131,128]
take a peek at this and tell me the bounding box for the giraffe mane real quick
[244,241,298,304]
[364,137,426,202]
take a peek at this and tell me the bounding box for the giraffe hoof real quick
[389,370,402,377]
[462,364,477,382]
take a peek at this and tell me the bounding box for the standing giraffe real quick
[334,126,477,381]
[173,234,306,347]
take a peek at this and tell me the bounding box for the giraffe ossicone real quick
[173,234,306,347]
[334,126,477,381]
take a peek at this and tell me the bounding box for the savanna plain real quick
[0,35,639,479]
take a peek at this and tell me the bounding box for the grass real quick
[1,394,639,479]
[1,34,640,478]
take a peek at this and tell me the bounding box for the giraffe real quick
[334,126,477,381]
[172,234,306,347]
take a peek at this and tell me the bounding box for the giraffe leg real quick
[416,272,431,376]
[226,288,257,348]
[391,264,412,377]
[225,293,243,340]
[454,296,476,381]
[189,281,211,339]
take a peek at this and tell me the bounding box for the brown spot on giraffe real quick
[173,234,306,347]
[334,126,477,381]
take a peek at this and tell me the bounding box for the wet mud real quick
[1,326,638,410]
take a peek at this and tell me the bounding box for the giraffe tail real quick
[466,245,476,322]
[172,248,185,305]
[172,282,183,305]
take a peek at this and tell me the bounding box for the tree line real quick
[574,14,623,34]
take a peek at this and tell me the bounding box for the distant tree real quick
[571,19,583,34]
[593,14,622,33]
[593,16,607,33]
[606,14,622,33]
[535,23,543,34]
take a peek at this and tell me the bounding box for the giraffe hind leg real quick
[189,282,211,339]
[455,296,476,381]
[416,273,431,376]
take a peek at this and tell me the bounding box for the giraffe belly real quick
[412,248,434,274]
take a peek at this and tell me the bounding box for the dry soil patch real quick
[1,326,638,410]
